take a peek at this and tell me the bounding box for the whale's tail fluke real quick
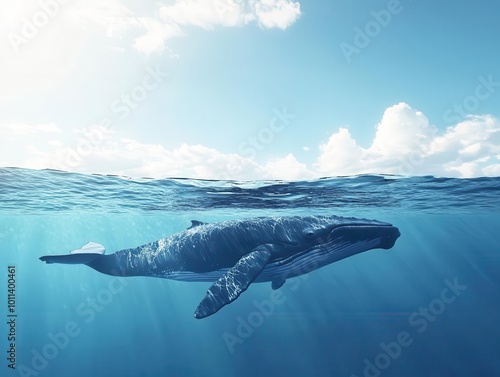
[39,242,106,265]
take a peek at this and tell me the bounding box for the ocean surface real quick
[1,167,499,377]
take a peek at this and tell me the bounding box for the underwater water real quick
[1,167,499,377]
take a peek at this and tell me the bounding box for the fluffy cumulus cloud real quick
[262,153,314,180]
[252,0,301,29]
[0,0,301,60]
[314,103,500,178]
[0,0,300,106]
[65,0,301,54]
[159,0,253,29]
[142,0,301,53]
[131,17,184,55]
[159,0,301,30]
[0,124,264,179]
[1,103,499,179]
[0,123,61,137]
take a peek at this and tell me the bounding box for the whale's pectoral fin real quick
[194,247,272,319]
[40,242,105,265]
[272,278,286,290]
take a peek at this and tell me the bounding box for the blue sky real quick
[1,0,499,179]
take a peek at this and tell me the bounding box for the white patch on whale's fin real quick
[187,220,207,229]
[40,242,106,265]
[70,242,106,255]
[194,246,273,319]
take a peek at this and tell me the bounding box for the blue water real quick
[1,168,499,377]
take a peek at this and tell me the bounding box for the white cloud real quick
[0,123,61,136]
[371,102,436,156]
[262,153,313,180]
[65,0,139,33]
[0,0,299,107]
[314,103,500,178]
[132,17,183,55]
[137,0,301,53]
[252,0,301,29]
[315,127,366,176]
[1,103,499,179]
[0,125,264,179]
[159,0,301,30]
[0,0,302,83]
[0,123,65,168]
[483,164,500,176]
[159,0,253,29]
[48,140,64,147]
[63,0,302,54]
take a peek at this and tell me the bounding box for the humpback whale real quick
[40,216,400,318]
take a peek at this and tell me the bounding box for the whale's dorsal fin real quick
[194,246,273,319]
[188,220,207,229]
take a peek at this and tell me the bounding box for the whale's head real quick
[298,215,400,250]
[267,216,400,270]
